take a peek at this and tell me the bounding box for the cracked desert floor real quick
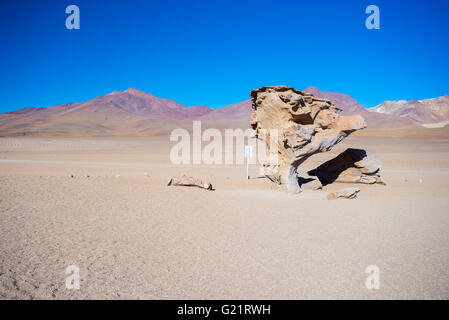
[0,135,448,299]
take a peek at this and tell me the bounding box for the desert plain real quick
[0,133,448,299]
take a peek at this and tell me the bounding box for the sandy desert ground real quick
[0,135,448,299]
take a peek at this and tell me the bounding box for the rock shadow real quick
[307,148,368,186]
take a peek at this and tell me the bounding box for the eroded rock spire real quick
[250,86,367,192]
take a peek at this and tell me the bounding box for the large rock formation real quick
[250,86,366,193]
[308,148,385,185]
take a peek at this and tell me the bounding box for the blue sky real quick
[0,0,448,112]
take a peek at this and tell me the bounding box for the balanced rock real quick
[250,86,366,193]
[308,148,385,185]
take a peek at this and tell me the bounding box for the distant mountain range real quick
[0,87,447,136]
[369,95,449,128]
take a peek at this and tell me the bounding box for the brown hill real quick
[370,95,449,127]
[0,89,216,136]
[0,87,444,137]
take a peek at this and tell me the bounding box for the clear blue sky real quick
[0,0,448,112]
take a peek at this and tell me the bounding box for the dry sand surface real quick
[0,135,448,299]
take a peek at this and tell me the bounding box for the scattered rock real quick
[308,148,385,185]
[251,86,366,193]
[167,174,213,190]
[327,187,360,200]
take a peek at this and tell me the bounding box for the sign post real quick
[244,145,252,180]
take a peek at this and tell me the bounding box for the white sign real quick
[244,145,252,179]
[244,145,252,159]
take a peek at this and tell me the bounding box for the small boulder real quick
[168,174,213,190]
[327,187,360,200]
